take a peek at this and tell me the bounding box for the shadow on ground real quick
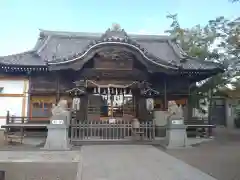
[164,127,240,180]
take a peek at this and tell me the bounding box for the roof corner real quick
[32,29,51,54]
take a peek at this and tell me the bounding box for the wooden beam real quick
[0,76,28,80]
[0,94,24,97]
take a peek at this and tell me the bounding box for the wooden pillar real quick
[163,77,168,110]
[187,83,193,121]
[56,72,60,103]
[27,73,32,117]
[132,89,140,118]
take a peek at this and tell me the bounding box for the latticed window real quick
[30,96,56,119]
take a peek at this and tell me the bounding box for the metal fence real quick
[70,120,155,143]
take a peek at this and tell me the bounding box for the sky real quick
[0,0,239,56]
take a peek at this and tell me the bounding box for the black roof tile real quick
[0,51,45,66]
[0,28,224,72]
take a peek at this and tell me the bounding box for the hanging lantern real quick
[146,98,154,111]
[119,88,123,95]
[103,88,106,94]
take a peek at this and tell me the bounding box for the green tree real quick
[165,14,240,115]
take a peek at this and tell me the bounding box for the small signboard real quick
[51,120,64,125]
[109,118,116,124]
[172,120,183,125]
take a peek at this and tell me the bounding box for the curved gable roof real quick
[37,29,183,69]
[0,28,224,73]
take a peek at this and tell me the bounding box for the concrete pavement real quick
[0,145,218,180]
[79,145,217,180]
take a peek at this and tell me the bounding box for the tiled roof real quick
[0,51,45,66]
[181,59,224,70]
[0,28,224,72]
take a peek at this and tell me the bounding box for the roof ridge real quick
[166,40,185,60]
[39,29,102,38]
[36,35,51,54]
[39,29,173,41]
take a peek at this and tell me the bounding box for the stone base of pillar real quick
[42,124,71,150]
[164,117,189,149]
[165,128,187,149]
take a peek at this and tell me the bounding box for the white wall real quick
[0,78,29,128]
[0,97,23,116]
[0,80,25,94]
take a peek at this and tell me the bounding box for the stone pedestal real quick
[165,117,187,149]
[153,110,169,137]
[43,124,71,150]
[43,113,71,150]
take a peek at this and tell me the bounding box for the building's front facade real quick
[0,27,224,127]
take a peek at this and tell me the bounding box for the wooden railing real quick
[185,117,215,137]
[70,120,155,142]
[5,111,50,124]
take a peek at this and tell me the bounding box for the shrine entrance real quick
[60,41,160,144]
[68,80,157,144]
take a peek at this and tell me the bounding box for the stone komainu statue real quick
[51,99,68,116]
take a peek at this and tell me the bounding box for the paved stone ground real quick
[166,128,240,180]
[0,151,81,180]
[80,145,216,180]
[1,128,239,180]
[0,151,80,162]
[0,162,79,180]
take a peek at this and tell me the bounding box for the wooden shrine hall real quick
[0,25,224,142]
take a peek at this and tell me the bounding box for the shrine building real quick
[0,26,224,129]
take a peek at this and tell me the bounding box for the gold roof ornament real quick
[111,23,121,31]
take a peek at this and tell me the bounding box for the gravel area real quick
[165,128,240,180]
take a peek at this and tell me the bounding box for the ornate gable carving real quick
[94,48,133,70]
[100,24,129,41]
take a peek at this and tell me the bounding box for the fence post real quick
[10,116,14,123]
[6,111,10,124]
[21,117,25,124]
[152,119,156,140]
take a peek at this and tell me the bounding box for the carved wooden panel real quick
[81,68,147,81]
[94,50,133,70]
[30,74,57,93]
[30,73,76,93]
